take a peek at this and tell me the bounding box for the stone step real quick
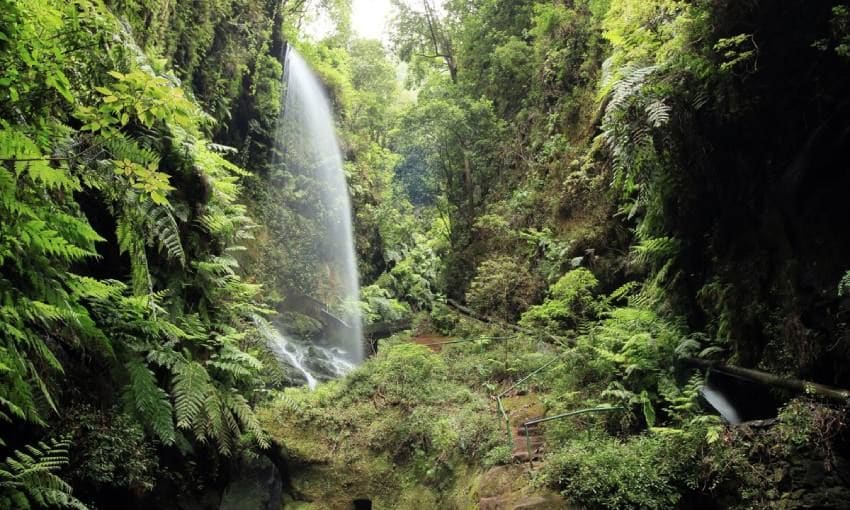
[512,435,544,451]
[511,450,544,463]
[512,422,542,433]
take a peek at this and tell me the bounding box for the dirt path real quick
[410,334,451,352]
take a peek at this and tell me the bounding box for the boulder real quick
[220,454,283,510]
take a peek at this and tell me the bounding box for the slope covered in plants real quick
[2,0,850,508]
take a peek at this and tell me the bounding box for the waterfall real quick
[268,47,363,386]
[699,385,742,425]
[265,328,356,391]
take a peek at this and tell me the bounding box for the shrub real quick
[360,284,411,323]
[350,342,449,407]
[64,405,157,493]
[483,445,512,468]
[519,268,602,334]
[544,432,700,509]
[466,255,541,321]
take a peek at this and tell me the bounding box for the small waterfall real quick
[265,327,357,390]
[267,46,363,386]
[268,331,319,390]
[700,385,742,425]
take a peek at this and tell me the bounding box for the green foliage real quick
[466,255,541,321]
[258,337,502,507]
[838,270,850,296]
[1,126,104,426]
[0,4,273,499]
[391,0,459,83]
[123,358,175,444]
[63,405,157,492]
[0,437,86,510]
[482,444,512,469]
[352,343,449,408]
[544,431,701,510]
[814,6,850,59]
[590,307,680,403]
[360,285,410,324]
[518,227,573,284]
[519,268,602,334]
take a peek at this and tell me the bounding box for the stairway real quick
[476,391,568,509]
[511,420,545,463]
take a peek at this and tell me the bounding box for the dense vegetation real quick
[2,0,850,508]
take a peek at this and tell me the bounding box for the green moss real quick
[259,341,500,508]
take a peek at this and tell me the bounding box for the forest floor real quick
[410,334,451,352]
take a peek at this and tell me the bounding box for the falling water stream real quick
[266,47,363,387]
[700,385,743,425]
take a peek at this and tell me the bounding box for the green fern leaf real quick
[123,359,175,444]
[172,360,212,430]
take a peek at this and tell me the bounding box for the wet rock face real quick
[780,454,850,509]
[219,454,283,510]
[477,465,575,510]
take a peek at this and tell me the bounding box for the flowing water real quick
[265,328,356,390]
[700,385,742,425]
[267,47,363,386]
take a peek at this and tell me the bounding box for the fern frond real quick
[645,99,671,127]
[630,237,680,267]
[839,270,850,296]
[141,199,185,266]
[123,359,175,444]
[0,437,87,509]
[172,360,212,430]
[224,391,269,449]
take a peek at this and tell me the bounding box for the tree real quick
[391,0,459,82]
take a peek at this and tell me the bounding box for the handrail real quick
[420,335,515,347]
[496,396,511,445]
[498,355,561,398]
[522,406,624,467]
[492,349,561,448]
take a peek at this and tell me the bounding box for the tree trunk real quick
[684,358,850,402]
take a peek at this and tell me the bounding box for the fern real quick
[838,270,850,296]
[0,1,270,464]
[116,212,153,297]
[207,344,263,382]
[0,437,87,509]
[141,200,185,266]
[172,360,213,430]
[123,359,175,444]
[223,391,269,449]
[645,99,671,127]
[630,236,680,267]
